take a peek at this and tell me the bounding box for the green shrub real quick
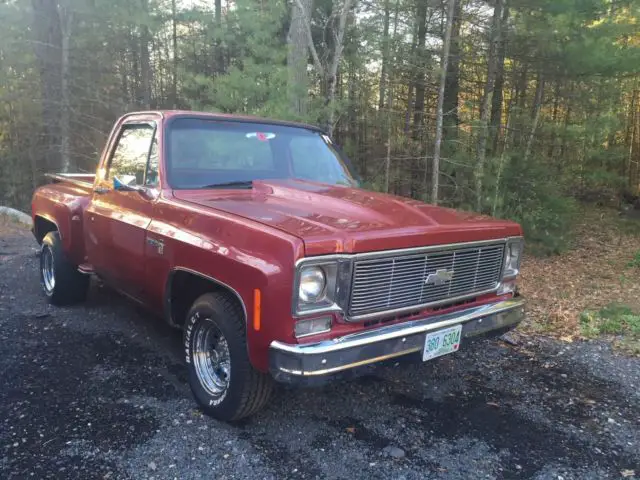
[496,153,578,256]
[627,250,640,269]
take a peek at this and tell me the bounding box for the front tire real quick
[184,292,273,421]
[40,231,89,306]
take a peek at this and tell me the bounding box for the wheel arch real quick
[33,215,59,244]
[164,267,248,330]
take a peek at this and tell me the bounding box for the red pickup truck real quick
[31,111,525,420]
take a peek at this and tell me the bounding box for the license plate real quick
[423,325,462,361]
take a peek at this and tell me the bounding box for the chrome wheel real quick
[41,245,55,294]
[193,320,231,399]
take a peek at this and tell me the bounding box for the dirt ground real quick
[518,208,640,345]
[1,221,639,479]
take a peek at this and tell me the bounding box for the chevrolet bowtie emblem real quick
[425,269,454,286]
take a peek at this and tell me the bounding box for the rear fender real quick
[31,184,91,265]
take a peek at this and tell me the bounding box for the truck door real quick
[85,122,159,298]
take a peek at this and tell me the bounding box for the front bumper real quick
[269,298,524,381]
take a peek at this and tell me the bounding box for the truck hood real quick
[172,179,522,255]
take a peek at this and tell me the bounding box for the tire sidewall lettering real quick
[184,312,199,364]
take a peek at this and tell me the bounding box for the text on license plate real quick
[422,324,462,362]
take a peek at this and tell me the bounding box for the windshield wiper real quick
[200,180,253,189]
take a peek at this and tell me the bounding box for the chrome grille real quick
[349,243,505,318]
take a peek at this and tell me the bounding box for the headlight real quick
[502,237,524,278]
[299,267,326,303]
[293,260,348,315]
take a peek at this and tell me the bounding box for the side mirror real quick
[113,176,158,200]
[113,176,138,191]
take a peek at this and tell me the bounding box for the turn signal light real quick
[294,316,331,338]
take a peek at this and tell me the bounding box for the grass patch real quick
[579,303,640,354]
[627,250,640,269]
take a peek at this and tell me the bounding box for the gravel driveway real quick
[1,230,639,479]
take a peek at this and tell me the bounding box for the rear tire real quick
[184,292,273,421]
[40,231,90,306]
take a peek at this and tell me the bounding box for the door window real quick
[108,124,155,187]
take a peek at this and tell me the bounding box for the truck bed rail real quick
[45,173,95,189]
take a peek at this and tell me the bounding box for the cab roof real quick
[122,110,326,134]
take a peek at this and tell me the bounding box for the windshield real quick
[165,118,359,189]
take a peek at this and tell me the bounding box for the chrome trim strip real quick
[271,298,524,377]
[282,348,424,376]
[349,238,509,262]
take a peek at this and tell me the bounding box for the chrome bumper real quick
[269,298,524,380]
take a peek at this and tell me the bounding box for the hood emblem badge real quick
[425,269,454,286]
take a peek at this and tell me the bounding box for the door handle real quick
[94,186,110,194]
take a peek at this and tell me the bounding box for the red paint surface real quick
[31,110,522,372]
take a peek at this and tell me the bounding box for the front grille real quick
[348,243,505,318]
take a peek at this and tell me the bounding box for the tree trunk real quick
[59,1,73,172]
[215,0,224,75]
[489,4,509,156]
[475,0,504,212]
[547,79,560,159]
[131,31,141,100]
[412,0,428,140]
[624,88,637,187]
[378,0,390,110]
[31,0,63,173]
[404,17,419,135]
[348,57,357,152]
[431,0,456,204]
[524,72,544,163]
[384,0,400,193]
[171,0,178,107]
[288,0,314,117]
[326,0,354,136]
[558,84,572,164]
[140,0,152,108]
[492,97,514,215]
[442,0,462,141]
